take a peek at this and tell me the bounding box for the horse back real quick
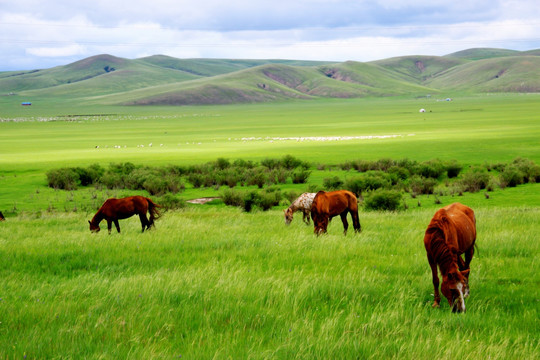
[313,190,357,216]
[100,196,149,219]
[427,203,476,254]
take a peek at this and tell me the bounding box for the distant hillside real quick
[426,56,540,92]
[1,48,538,105]
[445,48,520,60]
[138,55,333,77]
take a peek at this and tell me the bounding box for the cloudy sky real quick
[1,0,539,71]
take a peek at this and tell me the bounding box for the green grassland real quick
[0,206,538,358]
[0,93,539,358]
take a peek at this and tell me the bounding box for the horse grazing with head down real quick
[284,192,316,225]
[311,190,361,235]
[89,196,161,234]
[424,202,476,313]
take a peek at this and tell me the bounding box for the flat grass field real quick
[0,94,539,358]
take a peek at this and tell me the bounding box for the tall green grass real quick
[0,205,538,358]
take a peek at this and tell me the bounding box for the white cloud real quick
[26,44,86,57]
[0,0,539,70]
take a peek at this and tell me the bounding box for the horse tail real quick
[146,197,162,225]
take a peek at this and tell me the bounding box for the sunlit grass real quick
[0,206,538,358]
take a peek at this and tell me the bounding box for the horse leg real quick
[351,209,361,233]
[340,212,349,235]
[303,210,310,225]
[114,220,121,233]
[139,213,149,232]
[106,220,113,235]
[427,253,441,307]
[463,246,475,270]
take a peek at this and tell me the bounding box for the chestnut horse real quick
[424,202,476,312]
[284,192,316,225]
[311,190,361,235]
[89,196,161,234]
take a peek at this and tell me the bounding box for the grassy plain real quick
[0,206,538,359]
[0,93,539,358]
[1,93,540,212]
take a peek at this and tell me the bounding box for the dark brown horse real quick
[0,211,4,221]
[311,190,361,235]
[424,202,476,312]
[89,196,161,234]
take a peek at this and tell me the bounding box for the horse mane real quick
[426,226,458,276]
[90,208,104,226]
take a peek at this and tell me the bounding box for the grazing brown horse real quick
[311,190,361,235]
[424,202,476,313]
[89,196,161,234]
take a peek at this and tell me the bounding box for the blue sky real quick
[1,0,539,71]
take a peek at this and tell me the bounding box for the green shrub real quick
[157,194,186,210]
[323,176,343,190]
[221,188,244,208]
[345,171,391,196]
[187,173,204,188]
[256,189,282,211]
[510,157,540,183]
[388,166,410,181]
[409,175,437,195]
[445,160,463,178]
[46,168,79,190]
[283,190,301,203]
[246,167,268,188]
[499,165,525,188]
[364,190,402,211]
[214,157,231,170]
[291,168,311,184]
[74,164,104,186]
[415,159,447,179]
[281,155,307,170]
[460,167,491,192]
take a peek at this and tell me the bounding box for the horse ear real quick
[88,220,91,225]
[461,269,470,279]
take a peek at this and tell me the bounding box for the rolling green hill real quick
[0,48,538,105]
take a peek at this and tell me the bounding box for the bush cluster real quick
[46,155,310,193]
[340,158,462,180]
[364,190,403,211]
[46,156,539,213]
[221,188,282,212]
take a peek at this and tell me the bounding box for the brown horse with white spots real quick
[284,192,316,225]
[89,196,161,234]
[424,202,476,313]
[311,190,361,235]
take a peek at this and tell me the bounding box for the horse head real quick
[442,269,470,313]
[88,220,100,233]
[312,214,328,235]
[284,208,294,225]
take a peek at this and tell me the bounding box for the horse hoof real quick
[432,302,440,308]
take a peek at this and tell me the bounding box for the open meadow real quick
[0,94,539,358]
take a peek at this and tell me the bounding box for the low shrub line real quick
[46,156,540,212]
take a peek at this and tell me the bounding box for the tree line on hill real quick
[46,156,540,211]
